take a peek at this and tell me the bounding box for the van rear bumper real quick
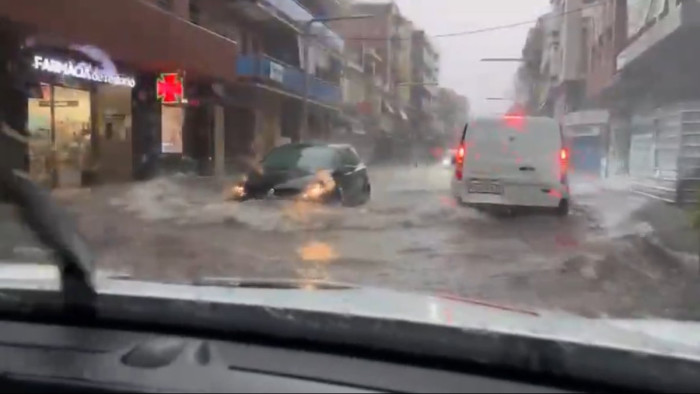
[451,179,569,208]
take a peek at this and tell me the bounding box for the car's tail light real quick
[455,143,466,180]
[559,148,569,182]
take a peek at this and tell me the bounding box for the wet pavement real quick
[3,164,700,319]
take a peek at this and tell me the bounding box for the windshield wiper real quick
[0,163,95,316]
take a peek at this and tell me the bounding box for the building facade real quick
[331,1,408,137]
[192,0,345,173]
[409,30,440,141]
[0,0,238,187]
[604,0,700,203]
[519,0,618,178]
[520,0,700,203]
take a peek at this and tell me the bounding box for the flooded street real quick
[17,164,687,319]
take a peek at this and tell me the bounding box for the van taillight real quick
[455,143,466,180]
[559,148,569,181]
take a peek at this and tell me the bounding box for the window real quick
[157,0,173,10]
[241,32,250,54]
[161,106,184,154]
[263,145,339,172]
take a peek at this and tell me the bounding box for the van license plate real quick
[468,180,503,194]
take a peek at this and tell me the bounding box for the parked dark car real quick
[230,142,371,207]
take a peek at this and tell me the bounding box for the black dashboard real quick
[0,320,572,393]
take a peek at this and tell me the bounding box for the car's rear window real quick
[262,145,337,171]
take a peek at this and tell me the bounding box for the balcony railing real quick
[259,0,344,52]
[237,54,341,106]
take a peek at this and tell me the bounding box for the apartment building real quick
[331,1,408,135]
[410,30,440,139]
[604,0,700,203]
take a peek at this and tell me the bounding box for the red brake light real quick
[503,114,525,130]
[457,145,465,160]
[559,148,569,180]
[455,143,466,180]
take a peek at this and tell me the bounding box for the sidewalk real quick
[575,174,698,259]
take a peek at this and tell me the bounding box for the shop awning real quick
[0,0,238,83]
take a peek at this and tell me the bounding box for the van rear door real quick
[463,117,563,186]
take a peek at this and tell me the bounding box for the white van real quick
[450,115,570,215]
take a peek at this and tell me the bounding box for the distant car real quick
[441,148,457,167]
[450,115,570,216]
[230,142,371,207]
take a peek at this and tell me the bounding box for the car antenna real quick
[0,124,96,316]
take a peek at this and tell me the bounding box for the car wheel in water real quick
[338,186,354,207]
[555,199,569,217]
[360,183,371,205]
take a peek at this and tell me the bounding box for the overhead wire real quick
[309,1,603,42]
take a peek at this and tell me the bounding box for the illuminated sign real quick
[32,55,136,87]
[156,73,185,105]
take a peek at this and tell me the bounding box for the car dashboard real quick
[0,319,574,393]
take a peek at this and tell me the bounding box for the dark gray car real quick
[233,142,371,207]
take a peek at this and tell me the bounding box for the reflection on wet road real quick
[42,164,700,319]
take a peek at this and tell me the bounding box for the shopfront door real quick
[96,85,133,182]
[53,86,91,188]
[27,85,92,188]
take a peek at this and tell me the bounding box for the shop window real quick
[27,85,92,188]
[162,105,184,154]
[27,84,53,186]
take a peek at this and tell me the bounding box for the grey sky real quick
[367,0,550,115]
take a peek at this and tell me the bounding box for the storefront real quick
[563,110,610,177]
[25,49,136,188]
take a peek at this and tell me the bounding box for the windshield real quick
[262,145,337,172]
[0,0,696,357]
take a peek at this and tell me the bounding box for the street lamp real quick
[480,58,525,62]
[485,97,513,101]
[300,14,373,142]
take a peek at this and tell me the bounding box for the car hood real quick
[2,263,700,358]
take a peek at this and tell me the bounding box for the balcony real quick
[237,54,341,106]
[617,0,700,72]
[227,0,344,53]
